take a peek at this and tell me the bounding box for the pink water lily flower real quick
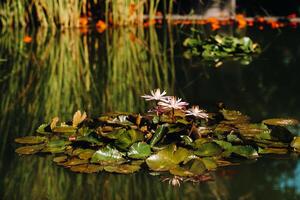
[158,96,189,110]
[141,88,168,101]
[185,105,209,119]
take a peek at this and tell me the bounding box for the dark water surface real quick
[1,25,300,200]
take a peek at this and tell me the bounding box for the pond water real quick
[1,25,300,200]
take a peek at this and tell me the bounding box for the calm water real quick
[1,25,300,200]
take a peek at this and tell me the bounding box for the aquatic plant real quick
[14,89,300,184]
[183,32,261,66]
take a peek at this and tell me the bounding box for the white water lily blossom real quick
[141,88,167,101]
[185,106,209,119]
[158,96,189,110]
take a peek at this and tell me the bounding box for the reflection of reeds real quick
[104,26,174,112]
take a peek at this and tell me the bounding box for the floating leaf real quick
[237,123,270,138]
[104,164,141,174]
[127,142,151,159]
[150,124,167,147]
[231,145,258,159]
[220,109,249,122]
[52,126,77,134]
[42,140,71,153]
[78,149,96,160]
[194,142,222,157]
[53,156,68,163]
[170,159,206,177]
[50,117,59,130]
[201,157,218,170]
[146,144,191,171]
[114,129,144,150]
[36,124,51,134]
[263,118,299,126]
[15,144,44,155]
[258,147,288,154]
[70,164,103,173]
[291,137,300,151]
[91,146,126,165]
[63,158,89,167]
[15,136,47,145]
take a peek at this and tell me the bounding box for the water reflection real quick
[1,26,300,199]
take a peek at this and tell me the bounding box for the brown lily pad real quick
[262,118,299,126]
[15,144,45,155]
[15,136,47,145]
[70,164,103,173]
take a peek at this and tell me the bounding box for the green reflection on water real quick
[1,26,300,200]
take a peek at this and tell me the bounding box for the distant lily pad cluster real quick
[183,33,261,66]
[15,89,300,185]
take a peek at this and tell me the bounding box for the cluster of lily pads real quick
[183,33,261,66]
[15,89,300,185]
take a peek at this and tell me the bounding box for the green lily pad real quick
[146,144,191,171]
[262,118,299,126]
[150,124,168,147]
[36,124,51,134]
[127,142,151,159]
[42,140,71,153]
[258,147,288,154]
[70,164,103,173]
[91,146,126,165]
[194,142,222,157]
[15,144,45,155]
[15,136,47,145]
[114,129,144,150]
[201,157,218,170]
[170,159,206,177]
[231,145,258,159]
[104,164,141,174]
[291,137,300,151]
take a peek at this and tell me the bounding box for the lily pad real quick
[70,164,103,173]
[36,124,51,134]
[258,147,288,154]
[78,149,96,160]
[170,159,206,177]
[15,144,45,155]
[15,136,47,145]
[53,156,68,163]
[194,142,222,157]
[262,118,299,126]
[91,146,126,165]
[127,142,151,159]
[146,144,191,171]
[62,158,89,167]
[52,126,77,134]
[231,145,258,159]
[104,164,141,174]
[150,124,168,147]
[291,137,300,151]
